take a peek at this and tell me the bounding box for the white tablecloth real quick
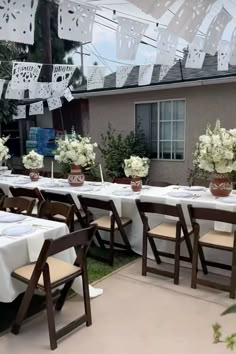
[0,175,235,275]
[0,212,71,303]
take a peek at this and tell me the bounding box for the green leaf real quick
[222,304,236,316]
[212,323,222,343]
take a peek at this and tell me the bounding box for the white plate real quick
[219,196,236,204]
[15,179,30,185]
[168,191,193,198]
[2,225,34,237]
[182,186,206,192]
[112,190,134,196]
[40,182,60,188]
[0,214,26,223]
[72,186,95,192]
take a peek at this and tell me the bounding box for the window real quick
[135,99,185,160]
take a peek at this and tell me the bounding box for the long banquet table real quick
[0,174,235,275]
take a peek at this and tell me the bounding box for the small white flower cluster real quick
[55,135,97,168]
[23,150,44,170]
[194,120,236,174]
[0,136,10,161]
[124,156,150,178]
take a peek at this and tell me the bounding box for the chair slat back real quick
[38,200,74,231]
[188,205,236,225]
[113,177,131,185]
[1,196,36,215]
[9,187,44,202]
[136,200,180,218]
[41,191,74,205]
[78,196,112,212]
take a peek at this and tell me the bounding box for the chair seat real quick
[148,222,192,239]
[12,257,81,288]
[91,215,131,230]
[200,229,234,249]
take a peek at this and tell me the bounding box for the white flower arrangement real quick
[0,136,10,161]
[54,135,97,168]
[124,156,150,178]
[194,120,236,174]
[23,150,44,170]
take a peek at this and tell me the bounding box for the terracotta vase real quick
[29,169,39,182]
[68,164,85,187]
[209,174,232,197]
[131,177,142,192]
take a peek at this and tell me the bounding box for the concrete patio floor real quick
[1,258,236,354]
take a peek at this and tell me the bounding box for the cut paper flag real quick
[116,16,148,61]
[5,81,25,100]
[64,88,74,102]
[50,82,66,97]
[167,0,214,43]
[116,65,133,88]
[87,66,105,90]
[0,79,5,98]
[203,7,232,56]
[29,101,44,116]
[185,37,206,69]
[156,30,178,66]
[29,82,52,99]
[52,64,76,94]
[11,62,42,89]
[138,64,154,86]
[0,0,39,44]
[47,97,62,111]
[158,65,172,81]
[58,0,96,42]
[148,0,177,20]
[13,105,26,119]
[127,0,153,14]
[217,41,230,71]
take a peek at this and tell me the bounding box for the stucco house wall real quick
[87,82,236,184]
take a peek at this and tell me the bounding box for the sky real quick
[70,0,236,75]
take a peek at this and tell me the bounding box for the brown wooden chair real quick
[136,200,193,285]
[112,177,131,185]
[147,181,172,187]
[38,200,75,232]
[78,196,132,266]
[9,187,45,215]
[188,205,236,298]
[11,225,96,350]
[0,196,36,215]
[41,191,87,229]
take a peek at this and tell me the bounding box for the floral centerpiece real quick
[193,120,236,196]
[55,135,97,186]
[0,136,10,164]
[22,150,44,181]
[124,156,150,191]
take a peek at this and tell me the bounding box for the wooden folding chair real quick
[0,196,36,215]
[188,205,236,298]
[41,191,87,229]
[78,196,132,266]
[136,200,193,285]
[38,200,75,232]
[112,177,131,185]
[11,225,96,350]
[9,187,44,215]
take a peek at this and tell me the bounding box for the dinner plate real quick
[219,196,236,204]
[0,214,26,223]
[168,191,193,198]
[15,179,31,185]
[2,225,34,237]
[182,186,206,192]
[112,190,134,196]
[72,186,95,192]
[40,182,60,188]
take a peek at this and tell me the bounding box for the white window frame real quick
[134,98,186,161]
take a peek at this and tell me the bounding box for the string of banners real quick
[1,0,236,71]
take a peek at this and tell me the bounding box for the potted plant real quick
[124,156,150,192]
[193,120,236,197]
[54,135,97,186]
[22,150,44,181]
